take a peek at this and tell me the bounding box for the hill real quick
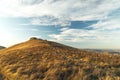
[0,37,120,80]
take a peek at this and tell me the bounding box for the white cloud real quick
[0,0,120,26]
[0,0,120,44]
[89,17,120,30]
[30,16,71,26]
[14,28,39,31]
[21,0,44,5]
[49,28,116,42]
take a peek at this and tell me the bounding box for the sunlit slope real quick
[0,38,120,80]
[0,37,76,53]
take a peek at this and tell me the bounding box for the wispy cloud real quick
[21,0,44,5]
[49,28,115,42]
[49,18,120,43]
[14,28,39,31]
[0,0,120,25]
[30,16,71,26]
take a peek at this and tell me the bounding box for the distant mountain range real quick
[84,49,120,54]
[0,37,119,80]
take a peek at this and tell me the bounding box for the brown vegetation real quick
[0,38,120,80]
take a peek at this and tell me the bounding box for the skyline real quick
[0,0,120,49]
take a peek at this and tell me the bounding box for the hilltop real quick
[0,37,120,80]
[0,37,77,53]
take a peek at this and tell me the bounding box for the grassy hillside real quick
[0,38,120,80]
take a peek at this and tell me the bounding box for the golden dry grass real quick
[0,38,120,80]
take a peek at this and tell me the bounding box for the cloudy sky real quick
[0,0,120,49]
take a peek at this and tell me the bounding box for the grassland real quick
[0,38,120,80]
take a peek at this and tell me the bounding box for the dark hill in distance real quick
[0,46,5,50]
[0,37,120,80]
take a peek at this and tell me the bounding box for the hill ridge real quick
[1,37,77,53]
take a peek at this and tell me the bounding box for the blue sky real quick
[0,0,120,49]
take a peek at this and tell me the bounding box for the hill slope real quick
[0,38,120,80]
[0,37,75,53]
